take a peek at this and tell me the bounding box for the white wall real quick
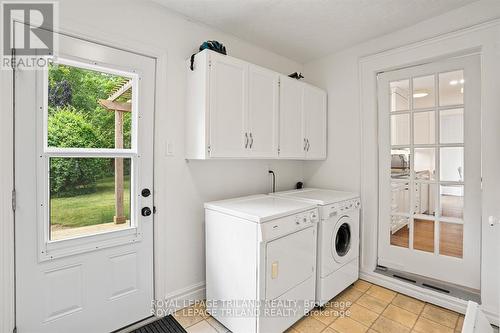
[302,0,500,323]
[0,0,304,328]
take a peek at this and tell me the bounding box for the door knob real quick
[142,207,152,217]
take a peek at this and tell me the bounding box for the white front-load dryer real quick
[270,188,361,306]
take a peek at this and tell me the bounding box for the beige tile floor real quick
[173,279,467,333]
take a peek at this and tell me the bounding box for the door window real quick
[44,60,138,242]
[388,69,465,258]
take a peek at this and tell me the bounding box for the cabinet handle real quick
[249,133,254,149]
[304,138,307,151]
[307,139,310,151]
[245,133,249,148]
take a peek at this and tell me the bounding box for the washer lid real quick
[205,194,316,223]
[271,188,359,205]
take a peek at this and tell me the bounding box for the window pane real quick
[390,79,409,111]
[440,147,464,182]
[413,111,435,144]
[391,148,410,179]
[440,185,464,219]
[415,182,437,217]
[414,219,434,253]
[49,157,132,240]
[413,75,435,109]
[48,62,133,149]
[392,182,409,214]
[440,108,463,144]
[390,216,409,248]
[391,114,410,145]
[440,222,463,258]
[439,70,464,106]
[415,148,435,180]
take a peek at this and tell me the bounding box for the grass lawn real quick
[50,176,130,228]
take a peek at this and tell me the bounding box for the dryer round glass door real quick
[331,216,352,263]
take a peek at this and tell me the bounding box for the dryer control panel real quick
[260,208,319,241]
[324,198,361,218]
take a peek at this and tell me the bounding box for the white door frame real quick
[15,31,156,332]
[377,55,481,289]
[359,19,500,324]
[0,22,168,332]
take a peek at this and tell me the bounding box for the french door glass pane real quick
[440,185,464,219]
[413,75,435,109]
[413,111,435,144]
[440,147,464,182]
[390,79,410,111]
[413,219,434,253]
[440,222,463,258]
[49,157,132,240]
[391,114,410,145]
[415,148,436,180]
[47,62,133,149]
[390,216,409,248]
[391,182,409,214]
[415,182,437,216]
[439,70,464,106]
[440,108,464,144]
[391,148,410,179]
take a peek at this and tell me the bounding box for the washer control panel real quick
[326,198,361,217]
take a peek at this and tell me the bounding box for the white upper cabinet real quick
[303,84,327,160]
[279,76,327,160]
[185,50,326,160]
[247,65,279,158]
[208,54,248,158]
[279,76,305,159]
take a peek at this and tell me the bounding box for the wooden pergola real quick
[98,79,132,224]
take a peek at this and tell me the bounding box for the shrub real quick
[48,108,111,196]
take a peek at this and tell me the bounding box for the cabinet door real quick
[279,76,305,159]
[209,54,248,158]
[304,85,327,159]
[247,65,279,158]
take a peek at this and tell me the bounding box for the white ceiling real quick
[152,0,478,63]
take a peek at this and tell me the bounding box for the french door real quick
[377,55,481,289]
[15,33,155,332]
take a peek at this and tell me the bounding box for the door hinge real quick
[208,60,212,68]
[11,189,16,212]
[207,145,211,154]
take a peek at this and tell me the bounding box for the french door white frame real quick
[377,55,481,289]
[358,19,500,324]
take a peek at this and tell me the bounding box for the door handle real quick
[244,132,249,148]
[249,133,254,149]
[141,207,152,217]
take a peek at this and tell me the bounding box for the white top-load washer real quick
[270,188,361,306]
[205,195,319,333]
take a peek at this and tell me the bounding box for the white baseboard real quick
[360,270,499,326]
[159,281,206,316]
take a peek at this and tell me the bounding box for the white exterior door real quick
[209,53,247,158]
[303,85,327,160]
[15,33,155,332]
[377,55,481,289]
[247,65,279,158]
[279,76,305,159]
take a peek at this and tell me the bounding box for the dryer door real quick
[265,227,315,300]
